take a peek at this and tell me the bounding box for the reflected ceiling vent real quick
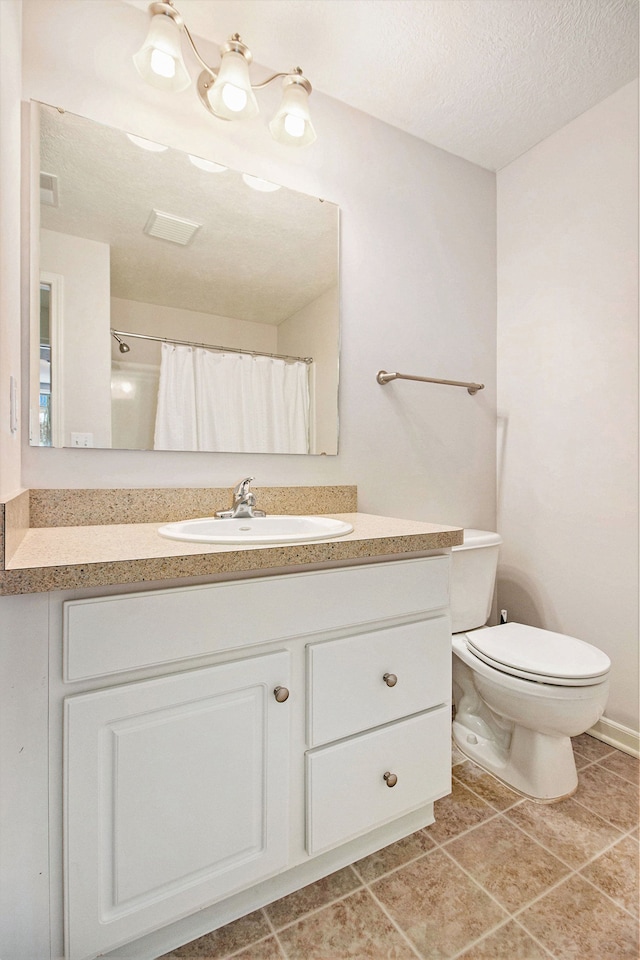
[40,172,59,207]
[143,209,202,245]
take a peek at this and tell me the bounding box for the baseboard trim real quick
[588,717,640,759]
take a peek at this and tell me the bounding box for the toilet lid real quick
[466,623,611,685]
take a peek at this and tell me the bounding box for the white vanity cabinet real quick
[59,556,452,960]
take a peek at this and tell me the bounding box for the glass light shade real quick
[206,51,258,121]
[126,134,168,152]
[133,13,191,93]
[242,174,281,192]
[188,155,228,173]
[269,82,316,147]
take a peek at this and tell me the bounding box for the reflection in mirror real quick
[30,102,340,454]
[39,282,52,446]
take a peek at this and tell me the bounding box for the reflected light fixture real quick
[126,133,169,151]
[242,173,281,192]
[133,1,317,147]
[188,154,228,173]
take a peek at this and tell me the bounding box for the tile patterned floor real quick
[159,735,639,960]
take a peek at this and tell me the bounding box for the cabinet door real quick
[65,651,290,960]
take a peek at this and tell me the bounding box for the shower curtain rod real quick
[110,329,313,365]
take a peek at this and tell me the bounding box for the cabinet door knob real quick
[383,771,398,787]
[383,673,398,687]
[273,686,290,703]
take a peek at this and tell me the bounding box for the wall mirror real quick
[29,101,340,454]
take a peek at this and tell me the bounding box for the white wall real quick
[111,298,279,366]
[17,0,496,532]
[0,0,23,500]
[278,286,339,455]
[40,230,112,447]
[496,81,639,733]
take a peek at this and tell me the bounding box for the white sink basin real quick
[158,515,354,545]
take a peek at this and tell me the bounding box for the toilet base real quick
[452,717,578,802]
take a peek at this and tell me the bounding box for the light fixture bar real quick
[133,1,316,146]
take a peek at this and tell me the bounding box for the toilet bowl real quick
[450,531,610,801]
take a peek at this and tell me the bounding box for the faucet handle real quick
[233,476,254,501]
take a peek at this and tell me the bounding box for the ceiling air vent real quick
[40,172,59,207]
[143,209,202,246]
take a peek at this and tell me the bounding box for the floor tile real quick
[571,733,615,762]
[353,829,435,883]
[452,760,521,811]
[574,763,640,831]
[573,751,592,771]
[276,888,417,959]
[599,750,640,785]
[518,873,639,959]
[505,796,622,869]
[580,835,640,917]
[451,742,466,766]
[445,815,569,912]
[455,920,552,959]
[155,745,638,960]
[231,938,285,960]
[264,867,361,929]
[371,848,507,959]
[158,911,271,959]
[425,779,496,845]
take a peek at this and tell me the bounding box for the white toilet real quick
[450,530,610,801]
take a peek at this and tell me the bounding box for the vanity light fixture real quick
[133,1,317,147]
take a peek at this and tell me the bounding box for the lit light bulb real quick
[150,48,176,79]
[132,13,191,93]
[284,113,305,138]
[269,77,316,147]
[221,84,248,113]
[205,46,258,120]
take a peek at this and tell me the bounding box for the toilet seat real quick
[465,622,611,687]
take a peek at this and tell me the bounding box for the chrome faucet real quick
[216,477,266,519]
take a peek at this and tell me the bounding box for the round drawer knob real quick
[383,771,398,788]
[273,686,290,703]
[383,673,398,687]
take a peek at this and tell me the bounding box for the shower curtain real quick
[154,344,310,453]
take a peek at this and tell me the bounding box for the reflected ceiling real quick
[39,107,338,323]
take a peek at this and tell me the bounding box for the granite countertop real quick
[0,487,463,595]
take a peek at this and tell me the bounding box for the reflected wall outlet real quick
[71,432,93,447]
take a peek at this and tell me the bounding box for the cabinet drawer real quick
[306,706,451,854]
[307,617,451,746]
[64,557,450,680]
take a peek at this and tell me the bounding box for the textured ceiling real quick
[126,0,639,170]
[39,105,338,321]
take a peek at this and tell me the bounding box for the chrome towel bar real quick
[376,370,485,395]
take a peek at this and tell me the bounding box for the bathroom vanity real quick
[0,487,461,960]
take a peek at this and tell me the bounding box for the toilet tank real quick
[450,529,502,633]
